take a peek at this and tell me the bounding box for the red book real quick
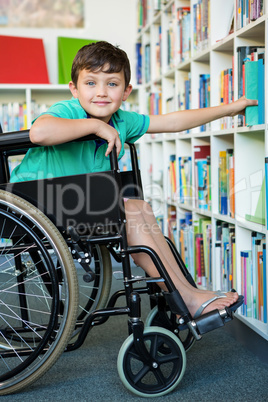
[0,35,49,84]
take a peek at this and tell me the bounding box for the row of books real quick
[178,215,212,288]
[236,0,264,30]
[137,0,150,29]
[178,73,191,113]
[0,101,48,133]
[147,92,162,115]
[193,0,210,53]
[137,1,171,30]
[240,232,267,323]
[215,221,236,292]
[178,216,267,323]
[167,145,236,217]
[176,7,191,63]
[166,5,191,68]
[219,67,234,130]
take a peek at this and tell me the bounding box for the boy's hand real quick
[95,121,122,157]
[228,96,258,116]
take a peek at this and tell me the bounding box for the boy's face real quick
[69,68,132,123]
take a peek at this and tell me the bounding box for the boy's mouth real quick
[93,101,111,106]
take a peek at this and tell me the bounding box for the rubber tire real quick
[0,190,79,395]
[117,326,186,398]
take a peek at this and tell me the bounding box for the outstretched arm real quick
[147,96,258,133]
[29,114,122,156]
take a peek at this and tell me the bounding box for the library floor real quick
[2,262,267,402]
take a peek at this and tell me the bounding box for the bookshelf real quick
[136,0,268,340]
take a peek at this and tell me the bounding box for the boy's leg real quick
[124,199,238,317]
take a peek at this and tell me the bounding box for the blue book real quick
[258,57,264,124]
[196,159,207,209]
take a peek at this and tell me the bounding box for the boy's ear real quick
[69,81,78,98]
[122,84,133,101]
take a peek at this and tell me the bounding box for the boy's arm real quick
[30,114,122,156]
[147,97,258,133]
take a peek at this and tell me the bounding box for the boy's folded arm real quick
[29,114,121,156]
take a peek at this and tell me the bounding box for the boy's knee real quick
[125,199,152,214]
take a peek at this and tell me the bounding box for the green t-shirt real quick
[10,98,150,182]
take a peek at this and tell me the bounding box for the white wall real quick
[0,0,137,85]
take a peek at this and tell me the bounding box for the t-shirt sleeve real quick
[124,111,150,143]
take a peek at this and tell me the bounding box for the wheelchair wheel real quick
[0,190,79,395]
[145,306,195,352]
[117,326,186,398]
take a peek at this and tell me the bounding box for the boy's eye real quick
[87,81,95,86]
[108,82,117,87]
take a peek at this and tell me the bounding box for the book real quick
[136,42,142,85]
[58,37,97,84]
[240,234,266,322]
[245,60,258,125]
[218,151,228,215]
[169,154,176,201]
[0,35,49,84]
[196,159,208,210]
[237,46,265,126]
[178,156,192,204]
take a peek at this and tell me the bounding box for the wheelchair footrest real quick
[193,309,225,335]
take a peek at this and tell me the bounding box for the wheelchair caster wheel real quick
[145,306,195,352]
[117,326,186,397]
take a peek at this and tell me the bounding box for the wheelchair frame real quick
[0,128,243,397]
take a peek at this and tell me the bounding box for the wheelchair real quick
[0,128,243,397]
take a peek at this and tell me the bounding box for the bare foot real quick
[184,289,239,318]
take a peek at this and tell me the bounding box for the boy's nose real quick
[96,84,107,97]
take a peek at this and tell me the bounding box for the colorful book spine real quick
[236,0,264,30]
[178,156,192,204]
[199,74,210,131]
[218,151,227,215]
[216,221,235,292]
[219,67,234,129]
[148,92,162,115]
[178,212,193,278]
[144,43,151,83]
[136,42,142,85]
[196,159,208,210]
[193,0,210,53]
[168,154,176,202]
[167,206,177,246]
[193,217,212,288]
[240,233,267,323]
[177,6,191,63]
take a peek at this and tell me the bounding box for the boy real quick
[10,41,257,318]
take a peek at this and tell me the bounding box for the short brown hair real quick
[71,41,131,89]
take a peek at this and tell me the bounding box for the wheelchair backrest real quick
[0,128,144,236]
